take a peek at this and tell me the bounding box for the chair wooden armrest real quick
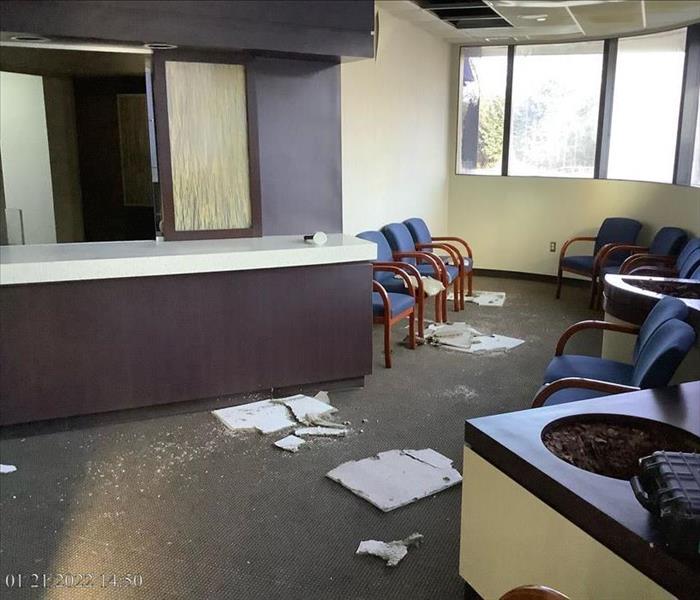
[620,253,677,275]
[432,236,473,259]
[594,244,649,273]
[373,263,420,299]
[559,236,596,262]
[555,320,639,356]
[531,377,640,408]
[372,281,390,314]
[500,585,571,600]
[392,251,448,283]
[414,242,463,274]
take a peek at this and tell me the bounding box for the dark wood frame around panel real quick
[152,50,262,240]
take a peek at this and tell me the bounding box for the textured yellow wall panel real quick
[166,61,251,231]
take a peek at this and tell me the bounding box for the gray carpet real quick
[0,277,600,600]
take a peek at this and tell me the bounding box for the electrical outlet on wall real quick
[549,242,556,253]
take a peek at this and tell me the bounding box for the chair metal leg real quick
[555,267,563,299]
[384,318,392,368]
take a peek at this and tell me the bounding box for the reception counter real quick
[0,235,377,425]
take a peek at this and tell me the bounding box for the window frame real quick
[152,49,262,241]
[455,23,700,188]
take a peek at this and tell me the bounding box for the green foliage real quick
[477,97,504,169]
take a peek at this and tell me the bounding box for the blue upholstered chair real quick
[382,222,456,323]
[555,217,642,307]
[592,227,687,308]
[371,266,418,368]
[403,217,474,311]
[543,296,688,383]
[532,317,695,407]
[357,230,425,337]
[621,237,700,278]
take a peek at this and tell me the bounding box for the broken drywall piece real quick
[275,393,337,425]
[295,426,348,437]
[469,334,524,353]
[1,464,17,474]
[273,435,306,453]
[425,323,523,354]
[356,533,423,567]
[307,415,346,429]
[394,274,445,297]
[212,400,296,434]
[448,290,506,307]
[326,449,462,512]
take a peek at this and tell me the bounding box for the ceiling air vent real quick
[415,1,512,29]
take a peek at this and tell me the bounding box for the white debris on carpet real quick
[274,393,337,425]
[448,290,506,307]
[326,448,462,512]
[1,464,17,474]
[394,274,445,297]
[212,392,338,434]
[356,532,423,567]
[273,435,306,453]
[212,400,297,434]
[425,323,523,354]
[295,426,348,437]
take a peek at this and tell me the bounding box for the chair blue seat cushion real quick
[372,292,415,318]
[601,264,621,276]
[441,255,473,271]
[562,255,624,274]
[543,355,634,385]
[542,387,613,406]
[416,263,458,283]
[379,277,414,294]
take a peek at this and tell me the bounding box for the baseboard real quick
[474,268,590,287]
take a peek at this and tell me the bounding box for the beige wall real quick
[448,48,700,276]
[341,7,451,236]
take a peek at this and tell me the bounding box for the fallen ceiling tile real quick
[1,464,17,474]
[273,435,306,453]
[212,400,296,434]
[295,426,348,437]
[275,393,337,425]
[327,449,462,512]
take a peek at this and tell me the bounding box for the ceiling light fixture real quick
[144,42,177,50]
[10,34,50,42]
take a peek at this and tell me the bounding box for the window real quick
[508,42,603,178]
[607,29,687,184]
[457,46,507,175]
[691,88,700,188]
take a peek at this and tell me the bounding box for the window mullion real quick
[595,38,617,179]
[501,45,515,176]
[674,24,700,185]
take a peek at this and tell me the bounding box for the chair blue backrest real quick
[689,262,700,281]
[403,218,433,246]
[649,227,687,256]
[382,223,419,265]
[678,247,700,279]
[633,296,689,362]
[595,218,642,262]
[676,238,700,269]
[631,319,695,388]
[357,230,395,284]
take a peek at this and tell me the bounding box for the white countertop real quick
[0,234,377,285]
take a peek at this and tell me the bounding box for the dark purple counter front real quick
[0,262,373,425]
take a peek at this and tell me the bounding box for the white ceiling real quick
[379,0,700,45]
